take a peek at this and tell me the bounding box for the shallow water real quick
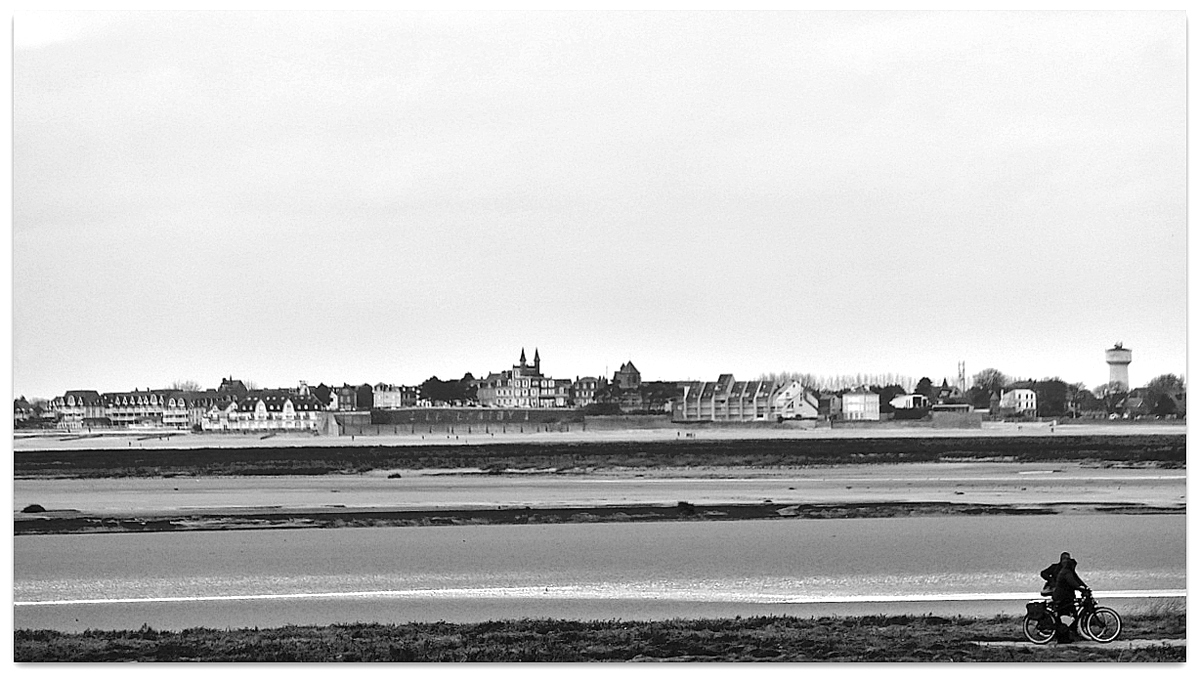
[14,514,1184,631]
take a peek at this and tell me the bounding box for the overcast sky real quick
[10,10,1186,399]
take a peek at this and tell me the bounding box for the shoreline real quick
[12,432,1186,480]
[10,421,1188,453]
[14,498,1184,536]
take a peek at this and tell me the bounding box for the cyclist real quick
[1038,553,1064,596]
[1041,551,1091,641]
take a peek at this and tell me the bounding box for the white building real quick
[373,383,418,409]
[571,377,600,407]
[205,391,324,431]
[49,391,105,429]
[842,390,881,421]
[890,393,929,410]
[771,380,821,419]
[476,348,570,408]
[999,389,1038,416]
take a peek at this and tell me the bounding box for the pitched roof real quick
[238,391,324,412]
[62,390,103,406]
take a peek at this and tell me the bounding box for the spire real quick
[519,348,527,366]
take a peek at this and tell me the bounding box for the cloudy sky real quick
[10,11,1186,399]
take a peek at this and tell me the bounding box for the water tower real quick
[1105,342,1132,391]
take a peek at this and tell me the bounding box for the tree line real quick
[966,369,1185,418]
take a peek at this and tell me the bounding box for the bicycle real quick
[1022,590,1122,644]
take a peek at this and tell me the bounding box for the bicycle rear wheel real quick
[1023,615,1055,644]
[1082,607,1122,643]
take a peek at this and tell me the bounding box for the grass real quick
[12,434,1186,479]
[14,612,1186,662]
[1123,598,1187,619]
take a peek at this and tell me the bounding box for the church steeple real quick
[519,348,527,367]
[534,348,541,374]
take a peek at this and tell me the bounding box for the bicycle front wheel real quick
[1082,607,1122,643]
[1023,615,1056,645]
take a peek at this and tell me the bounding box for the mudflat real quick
[10,421,1187,452]
[13,427,1184,534]
[15,460,1185,535]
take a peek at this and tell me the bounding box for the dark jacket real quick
[1040,563,1059,583]
[1052,559,1088,601]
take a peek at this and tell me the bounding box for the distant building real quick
[890,393,929,410]
[218,377,250,401]
[103,389,178,428]
[206,390,324,431]
[46,378,288,430]
[842,390,881,421]
[933,379,965,405]
[638,381,679,414]
[1105,342,1133,391]
[592,361,676,414]
[1115,387,1184,419]
[206,400,238,428]
[476,348,571,408]
[49,390,106,429]
[50,385,234,430]
[166,390,224,429]
[771,380,821,420]
[539,379,573,409]
[336,384,374,411]
[818,393,842,419]
[309,383,336,409]
[613,361,641,390]
[673,375,818,422]
[373,383,419,409]
[14,397,34,424]
[999,388,1037,417]
[570,376,601,407]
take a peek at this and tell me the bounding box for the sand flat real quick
[10,421,1187,452]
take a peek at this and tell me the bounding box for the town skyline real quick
[11,12,1186,402]
[14,342,1183,403]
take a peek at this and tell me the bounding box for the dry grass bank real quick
[14,609,1186,662]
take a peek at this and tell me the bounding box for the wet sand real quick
[15,461,1185,535]
[11,421,1187,452]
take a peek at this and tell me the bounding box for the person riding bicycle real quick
[1041,551,1091,641]
[1038,557,1059,597]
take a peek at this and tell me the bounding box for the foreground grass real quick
[15,612,1186,662]
[12,434,1186,478]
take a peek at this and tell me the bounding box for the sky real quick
[8,10,1188,399]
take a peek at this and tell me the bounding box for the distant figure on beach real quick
[1040,551,1091,640]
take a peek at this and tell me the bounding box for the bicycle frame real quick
[1026,591,1119,644]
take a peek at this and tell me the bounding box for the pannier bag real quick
[1026,601,1048,617]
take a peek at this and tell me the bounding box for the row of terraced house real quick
[48,378,328,432]
[38,349,835,432]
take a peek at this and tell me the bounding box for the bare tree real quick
[170,379,204,392]
[1093,381,1127,414]
[972,368,1008,397]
